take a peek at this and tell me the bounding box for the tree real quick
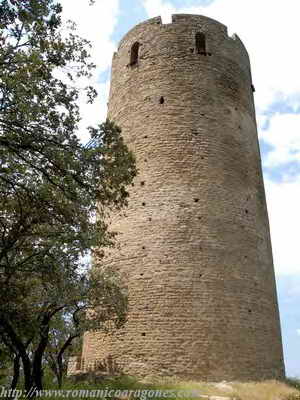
[0,258,128,391]
[44,270,127,389]
[44,314,81,388]
[0,0,136,392]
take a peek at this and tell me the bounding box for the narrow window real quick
[130,42,140,66]
[196,32,206,55]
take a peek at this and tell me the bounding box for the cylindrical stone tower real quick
[82,14,285,381]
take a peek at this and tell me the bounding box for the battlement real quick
[115,14,249,65]
[171,14,227,32]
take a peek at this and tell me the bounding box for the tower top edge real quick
[116,14,248,58]
[171,14,227,30]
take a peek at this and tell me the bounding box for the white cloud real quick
[61,0,119,73]
[142,0,174,23]
[265,178,300,276]
[77,81,111,142]
[259,113,300,168]
[60,0,119,140]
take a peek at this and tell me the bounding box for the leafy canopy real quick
[0,0,136,390]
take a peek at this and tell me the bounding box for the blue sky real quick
[60,0,300,378]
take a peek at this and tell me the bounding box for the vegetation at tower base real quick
[0,0,136,392]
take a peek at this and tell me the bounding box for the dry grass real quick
[64,374,300,400]
[140,377,300,400]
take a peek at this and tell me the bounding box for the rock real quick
[214,382,234,392]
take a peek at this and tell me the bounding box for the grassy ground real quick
[41,375,300,400]
[1,373,300,400]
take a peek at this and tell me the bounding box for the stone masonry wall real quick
[81,14,285,381]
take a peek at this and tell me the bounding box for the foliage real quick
[0,0,136,392]
[286,378,300,391]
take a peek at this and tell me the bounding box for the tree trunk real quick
[57,370,63,390]
[56,334,78,389]
[20,353,33,394]
[10,354,20,390]
[32,320,50,390]
[0,316,33,393]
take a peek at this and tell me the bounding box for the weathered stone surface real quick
[80,14,285,381]
[67,356,82,376]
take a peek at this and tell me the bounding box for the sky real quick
[60,0,300,378]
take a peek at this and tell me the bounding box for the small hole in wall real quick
[199,274,203,278]
[142,202,146,206]
[190,48,194,53]
[248,309,252,313]
[142,246,145,250]
[198,216,202,220]
[141,332,146,336]
[144,159,147,163]
[141,181,145,186]
[159,96,165,104]
[131,183,135,187]
[194,198,199,203]
[148,217,152,221]
[144,135,148,139]
[140,273,144,276]
[245,209,249,214]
